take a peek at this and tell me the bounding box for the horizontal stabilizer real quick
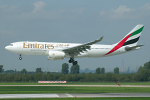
[125,45,144,51]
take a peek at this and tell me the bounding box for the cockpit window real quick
[10,44,13,46]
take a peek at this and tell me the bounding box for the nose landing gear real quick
[19,55,22,60]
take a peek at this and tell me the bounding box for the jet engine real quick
[48,51,65,60]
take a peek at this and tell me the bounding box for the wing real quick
[63,36,103,57]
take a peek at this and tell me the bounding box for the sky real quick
[0,0,150,72]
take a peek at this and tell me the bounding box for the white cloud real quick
[0,1,84,20]
[111,5,134,15]
[32,1,46,14]
[100,5,135,20]
[1,30,19,35]
[142,3,150,10]
[110,5,134,19]
[71,8,84,14]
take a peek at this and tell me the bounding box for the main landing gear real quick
[19,54,22,60]
[69,58,78,65]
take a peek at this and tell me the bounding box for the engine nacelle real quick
[48,51,65,60]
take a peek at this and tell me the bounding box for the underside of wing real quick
[63,36,103,57]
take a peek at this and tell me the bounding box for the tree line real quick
[0,61,150,82]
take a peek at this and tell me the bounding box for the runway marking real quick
[0,94,59,98]
[65,93,74,97]
[0,93,150,98]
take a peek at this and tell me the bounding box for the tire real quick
[73,61,78,65]
[19,57,22,60]
[69,58,74,63]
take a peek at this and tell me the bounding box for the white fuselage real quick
[5,41,127,59]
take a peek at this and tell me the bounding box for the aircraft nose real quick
[5,45,17,53]
[5,46,8,50]
[5,46,10,51]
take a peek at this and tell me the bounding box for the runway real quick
[1,85,150,98]
[1,85,150,87]
[0,93,150,98]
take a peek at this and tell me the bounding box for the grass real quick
[0,82,150,100]
[0,86,150,94]
[0,97,150,100]
[0,82,150,85]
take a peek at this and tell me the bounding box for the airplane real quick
[5,24,144,65]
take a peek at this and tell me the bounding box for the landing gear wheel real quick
[69,58,74,63]
[69,58,78,65]
[19,55,22,60]
[19,57,22,60]
[73,61,78,65]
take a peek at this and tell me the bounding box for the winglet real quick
[86,36,104,45]
[98,36,104,41]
